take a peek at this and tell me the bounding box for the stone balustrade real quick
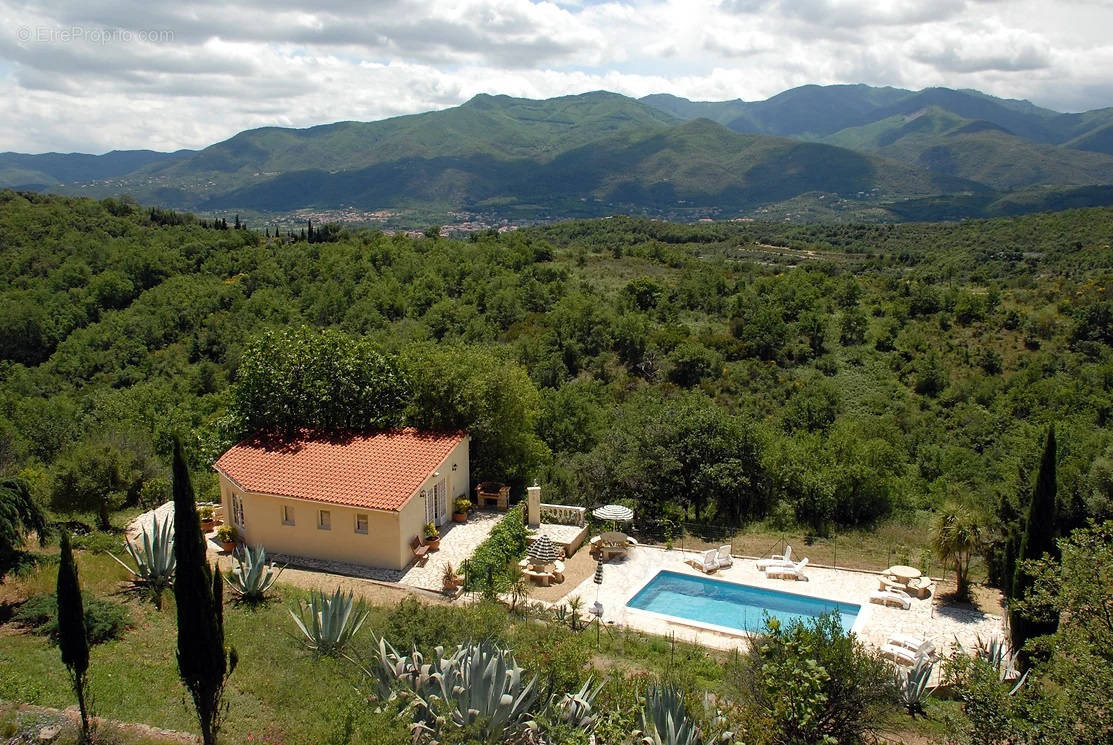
[539,503,585,526]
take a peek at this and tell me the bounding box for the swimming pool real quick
[626,570,861,635]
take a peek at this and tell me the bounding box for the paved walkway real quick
[399,510,502,591]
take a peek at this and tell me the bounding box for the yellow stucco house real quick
[213,429,469,571]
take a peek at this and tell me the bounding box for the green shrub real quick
[730,613,895,745]
[13,592,129,645]
[69,530,122,554]
[463,505,528,595]
[508,619,591,695]
[766,500,796,531]
[380,596,509,653]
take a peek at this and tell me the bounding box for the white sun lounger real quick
[716,545,733,568]
[756,545,792,570]
[765,557,808,580]
[869,588,912,610]
[888,633,930,652]
[685,549,719,573]
[881,638,935,665]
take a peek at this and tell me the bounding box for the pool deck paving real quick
[548,545,1004,657]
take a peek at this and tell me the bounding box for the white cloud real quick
[0,0,1109,152]
[908,25,1051,73]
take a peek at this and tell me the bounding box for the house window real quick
[231,493,245,528]
[282,505,294,526]
[355,513,368,534]
[318,510,331,530]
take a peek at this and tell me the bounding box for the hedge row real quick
[463,505,528,594]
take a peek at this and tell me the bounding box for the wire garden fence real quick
[632,518,942,579]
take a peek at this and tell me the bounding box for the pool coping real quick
[624,568,870,639]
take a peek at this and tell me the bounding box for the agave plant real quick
[362,635,438,703]
[289,587,368,657]
[972,634,1029,693]
[409,641,541,743]
[110,512,175,609]
[636,685,732,745]
[545,677,603,731]
[894,655,935,716]
[224,544,284,602]
[362,636,605,744]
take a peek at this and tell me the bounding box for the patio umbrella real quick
[592,560,604,617]
[592,504,634,533]
[592,504,634,522]
[527,534,560,566]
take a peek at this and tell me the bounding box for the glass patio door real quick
[433,480,445,526]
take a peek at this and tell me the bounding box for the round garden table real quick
[886,565,921,583]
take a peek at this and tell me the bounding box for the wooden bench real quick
[411,536,429,565]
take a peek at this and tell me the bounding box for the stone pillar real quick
[526,484,541,528]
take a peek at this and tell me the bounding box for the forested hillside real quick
[7,87,1113,222]
[1,190,1111,565]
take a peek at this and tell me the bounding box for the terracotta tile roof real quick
[213,429,466,512]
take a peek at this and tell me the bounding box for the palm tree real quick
[932,503,982,601]
[1,477,48,577]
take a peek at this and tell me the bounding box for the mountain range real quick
[5,84,1113,222]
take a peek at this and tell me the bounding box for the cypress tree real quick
[1009,425,1060,659]
[172,438,236,745]
[994,489,1021,598]
[57,532,91,743]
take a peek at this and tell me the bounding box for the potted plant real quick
[441,561,463,595]
[198,505,215,533]
[423,522,440,551]
[216,523,237,553]
[452,497,471,523]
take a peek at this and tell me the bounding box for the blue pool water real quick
[626,570,859,634]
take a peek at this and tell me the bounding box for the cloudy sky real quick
[3,0,1112,154]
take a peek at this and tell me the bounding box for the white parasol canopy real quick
[592,504,634,522]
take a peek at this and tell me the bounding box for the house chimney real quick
[527,482,541,528]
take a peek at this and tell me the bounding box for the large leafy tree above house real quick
[229,326,410,437]
[226,327,547,486]
[403,343,548,485]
